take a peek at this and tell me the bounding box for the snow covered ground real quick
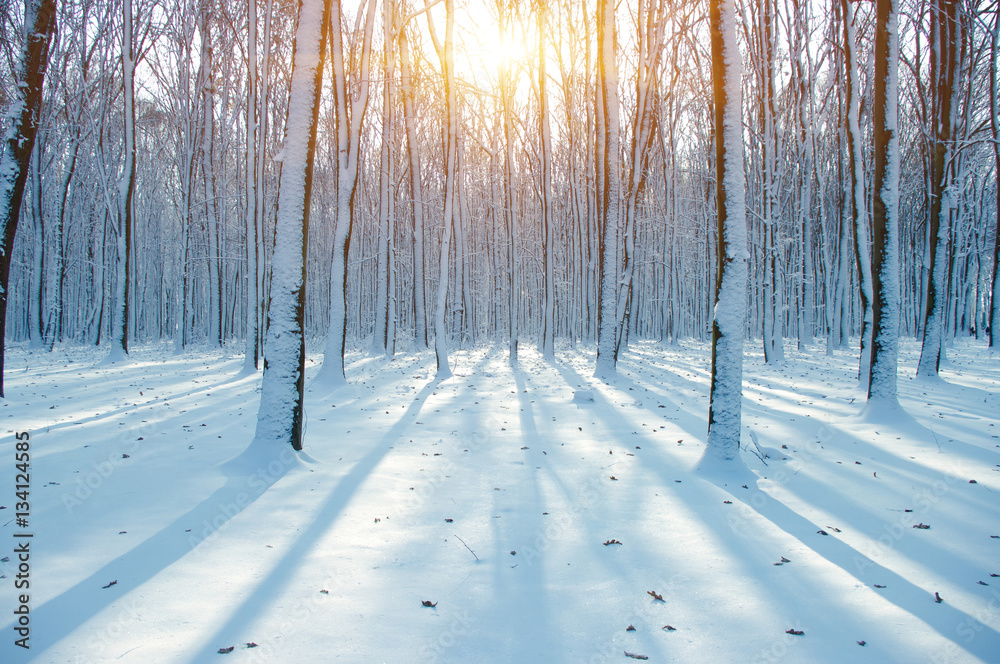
[1,337,998,663]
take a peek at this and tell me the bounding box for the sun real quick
[456,4,530,81]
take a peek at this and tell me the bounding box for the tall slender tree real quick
[244,0,261,372]
[537,0,555,361]
[0,0,58,397]
[842,0,874,386]
[250,0,331,452]
[867,0,903,410]
[990,3,1000,348]
[316,0,378,385]
[703,0,747,461]
[917,0,960,377]
[594,0,622,378]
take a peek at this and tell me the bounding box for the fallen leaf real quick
[246,642,258,648]
[913,523,930,529]
[647,590,664,601]
[603,539,622,546]
[662,625,676,631]
[626,625,636,632]
[320,589,329,594]
[817,530,828,536]
[422,600,437,607]
[785,629,804,636]
[218,646,235,654]
[102,580,117,589]
[624,653,648,661]
[874,584,886,589]
[935,592,944,603]
[857,640,866,646]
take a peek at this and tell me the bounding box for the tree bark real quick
[917,0,959,376]
[867,0,902,409]
[0,0,58,397]
[250,0,331,451]
[842,0,874,386]
[594,0,621,378]
[704,0,747,461]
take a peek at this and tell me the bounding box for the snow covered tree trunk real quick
[918,0,959,377]
[244,0,260,372]
[842,0,874,386]
[594,0,621,379]
[251,0,330,451]
[616,0,665,359]
[254,0,274,362]
[704,0,747,461]
[109,0,135,362]
[431,0,458,379]
[317,0,377,385]
[399,25,427,349]
[790,0,814,348]
[538,2,555,361]
[199,8,222,347]
[759,0,783,364]
[28,139,44,349]
[503,40,518,365]
[0,0,57,396]
[990,7,1000,349]
[867,0,902,409]
[371,0,396,358]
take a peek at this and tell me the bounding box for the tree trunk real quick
[431,0,458,379]
[867,0,902,410]
[0,0,57,396]
[399,24,426,350]
[244,0,261,372]
[594,0,621,378]
[28,139,44,349]
[990,6,1000,348]
[109,0,135,361]
[842,0,874,386]
[704,0,747,461]
[917,0,959,377]
[250,0,330,452]
[538,2,555,360]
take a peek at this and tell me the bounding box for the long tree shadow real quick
[188,376,441,661]
[556,355,1000,661]
[14,374,438,660]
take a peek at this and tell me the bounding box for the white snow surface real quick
[1,338,999,663]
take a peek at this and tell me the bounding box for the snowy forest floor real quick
[1,337,999,663]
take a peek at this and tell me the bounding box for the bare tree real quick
[868,0,903,411]
[917,0,960,377]
[594,0,621,378]
[0,0,57,397]
[316,0,378,385]
[842,0,874,386]
[250,0,331,451]
[704,0,747,461]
